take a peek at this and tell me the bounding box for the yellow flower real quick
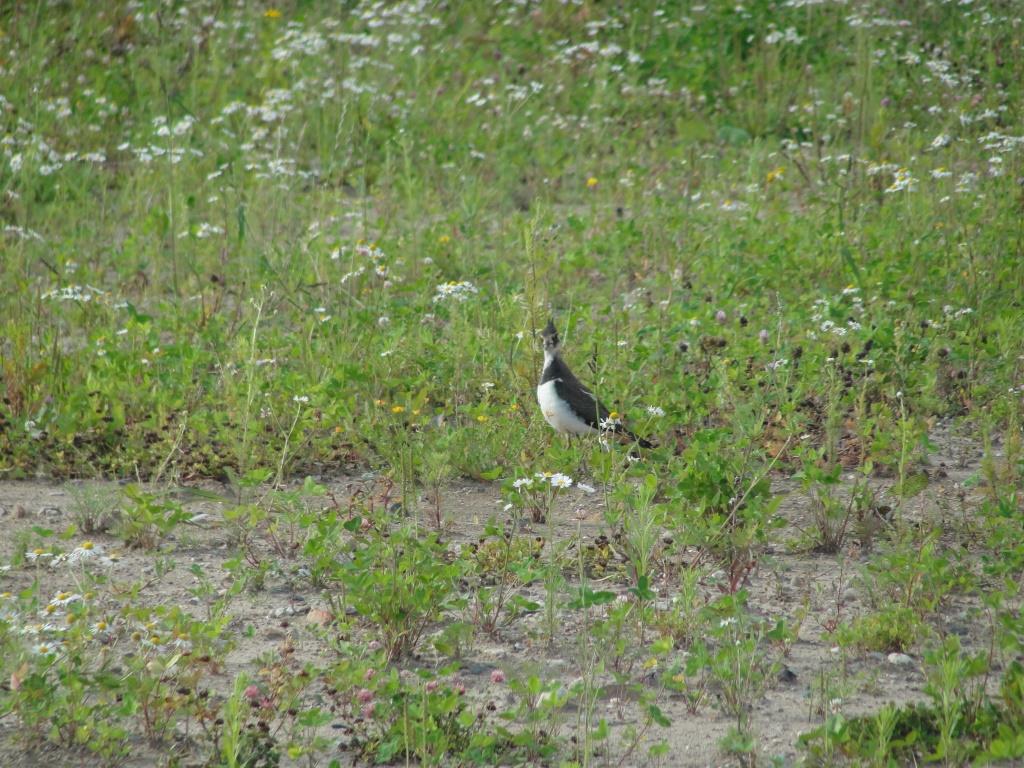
[765,166,785,183]
[333,425,343,433]
[264,8,282,19]
[586,176,599,189]
[437,234,450,244]
[476,414,488,423]
[391,405,405,414]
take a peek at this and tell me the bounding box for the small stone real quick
[887,652,914,667]
[305,608,333,627]
[777,666,798,684]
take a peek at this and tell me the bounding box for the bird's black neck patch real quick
[541,354,576,386]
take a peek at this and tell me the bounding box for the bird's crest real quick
[540,318,560,352]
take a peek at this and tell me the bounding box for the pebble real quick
[305,608,333,627]
[459,661,496,676]
[887,652,914,667]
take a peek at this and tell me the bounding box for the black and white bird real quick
[536,319,652,448]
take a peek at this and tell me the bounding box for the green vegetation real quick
[1,0,1023,765]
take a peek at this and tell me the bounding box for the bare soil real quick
[0,422,995,767]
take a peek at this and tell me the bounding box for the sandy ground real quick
[0,421,996,767]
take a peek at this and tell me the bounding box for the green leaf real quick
[896,472,929,498]
[298,707,332,727]
[629,575,656,601]
[508,594,541,612]
[647,704,671,727]
[650,636,673,655]
[568,587,617,609]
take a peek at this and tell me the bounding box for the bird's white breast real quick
[536,379,594,436]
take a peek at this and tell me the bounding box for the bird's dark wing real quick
[543,355,653,447]
[552,369,611,429]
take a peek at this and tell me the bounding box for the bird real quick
[536,318,652,448]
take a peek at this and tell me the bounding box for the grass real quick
[1,0,1024,765]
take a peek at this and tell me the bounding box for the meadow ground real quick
[2,1,1024,766]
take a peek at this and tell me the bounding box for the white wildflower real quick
[885,168,918,193]
[549,473,573,489]
[432,281,479,303]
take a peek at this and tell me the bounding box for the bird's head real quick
[540,318,561,354]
